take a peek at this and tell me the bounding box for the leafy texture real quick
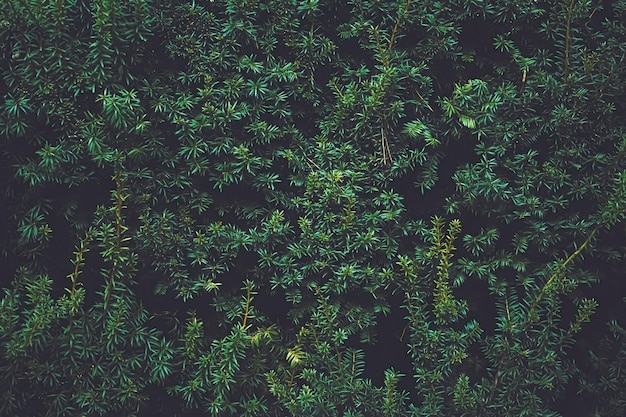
[1,0,626,416]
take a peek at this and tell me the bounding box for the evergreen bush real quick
[1,0,625,416]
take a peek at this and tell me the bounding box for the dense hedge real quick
[1,0,625,416]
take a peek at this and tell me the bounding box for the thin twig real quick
[526,228,597,324]
[381,127,392,164]
[564,0,576,76]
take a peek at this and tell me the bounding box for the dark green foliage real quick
[578,316,626,417]
[1,0,626,416]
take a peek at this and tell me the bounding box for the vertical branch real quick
[564,0,576,76]
[370,0,412,166]
[387,0,412,53]
[430,218,462,322]
[242,281,252,328]
[315,287,343,377]
[381,127,393,165]
[104,166,127,309]
[67,229,93,315]
[114,172,124,252]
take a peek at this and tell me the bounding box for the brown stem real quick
[564,0,576,76]
[526,228,597,323]
[242,283,252,328]
[387,0,412,53]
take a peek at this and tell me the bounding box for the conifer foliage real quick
[1,0,626,416]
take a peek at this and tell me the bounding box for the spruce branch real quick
[387,0,412,53]
[241,279,256,329]
[563,0,576,76]
[526,227,597,324]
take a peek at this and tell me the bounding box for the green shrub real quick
[1,0,625,416]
